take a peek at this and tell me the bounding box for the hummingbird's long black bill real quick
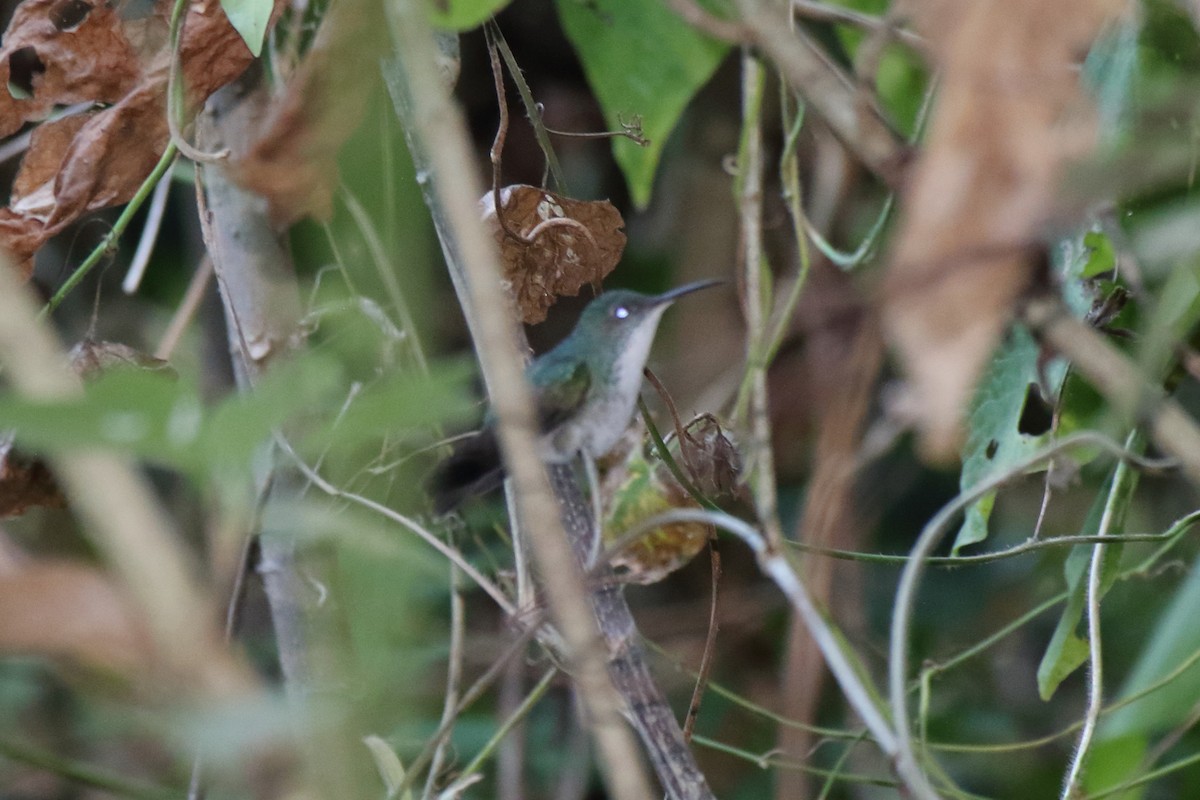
[648,278,725,306]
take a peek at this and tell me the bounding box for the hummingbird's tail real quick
[428,429,506,513]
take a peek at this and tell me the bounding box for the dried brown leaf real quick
[232,0,385,225]
[679,413,743,500]
[0,0,271,273]
[0,560,155,675]
[0,434,63,517]
[0,0,149,139]
[882,0,1122,459]
[483,185,626,324]
[68,338,174,378]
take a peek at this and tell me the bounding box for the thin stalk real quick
[1062,431,1140,799]
[448,667,558,788]
[165,0,227,162]
[763,87,810,364]
[278,438,517,617]
[122,157,175,294]
[487,22,568,193]
[41,143,179,316]
[339,185,430,374]
[732,52,786,550]
[423,558,466,798]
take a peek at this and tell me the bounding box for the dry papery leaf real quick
[881,0,1123,460]
[0,0,273,274]
[232,0,386,226]
[0,560,155,676]
[482,185,626,324]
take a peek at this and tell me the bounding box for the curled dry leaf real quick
[68,338,174,378]
[0,560,156,676]
[678,413,744,501]
[881,0,1123,460]
[232,0,386,226]
[0,0,273,273]
[482,185,626,324]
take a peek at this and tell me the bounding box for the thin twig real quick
[488,22,569,192]
[339,185,430,374]
[763,89,810,364]
[155,257,214,360]
[1061,431,1139,799]
[122,157,176,294]
[484,25,527,246]
[542,118,649,147]
[442,667,559,793]
[682,545,721,742]
[40,143,179,317]
[424,555,466,799]
[278,438,518,617]
[733,53,786,551]
[791,0,924,52]
[395,629,541,799]
[166,0,229,162]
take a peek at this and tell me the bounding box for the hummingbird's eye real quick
[613,305,630,320]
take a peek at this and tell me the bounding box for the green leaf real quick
[364,735,415,800]
[300,361,475,452]
[1081,230,1117,278]
[1099,558,1200,740]
[954,326,1066,553]
[1084,735,1148,800]
[0,369,200,469]
[556,0,730,208]
[219,0,274,57]
[426,0,512,30]
[204,355,343,469]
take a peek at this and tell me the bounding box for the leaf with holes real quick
[555,0,729,209]
[953,325,1067,553]
[0,0,274,273]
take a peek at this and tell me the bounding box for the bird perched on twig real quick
[429,280,722,512]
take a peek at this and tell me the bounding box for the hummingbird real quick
[430,279,722,512]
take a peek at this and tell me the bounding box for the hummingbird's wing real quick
[428,428,503,514]
[528,355,592,432]
[429,357,590,513]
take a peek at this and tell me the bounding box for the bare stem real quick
[1061,430,1140,799]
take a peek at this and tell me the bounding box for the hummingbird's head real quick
[573,280,723,361]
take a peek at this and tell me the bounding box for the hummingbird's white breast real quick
[543,305,669,461]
